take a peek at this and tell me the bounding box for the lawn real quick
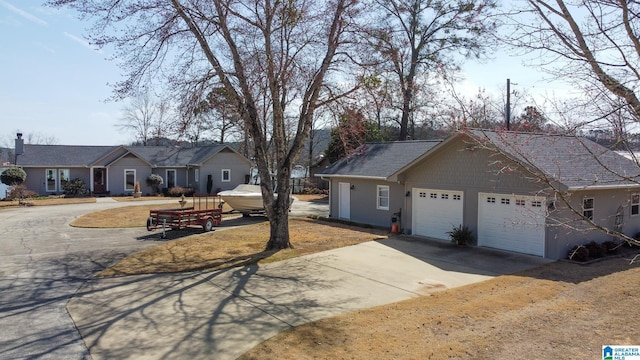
[69,194,640,359]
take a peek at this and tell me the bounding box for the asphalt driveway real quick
[0,198,549,360]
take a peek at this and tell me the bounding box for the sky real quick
[0,1,572,147]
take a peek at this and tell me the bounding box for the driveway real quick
[0,199,549,359]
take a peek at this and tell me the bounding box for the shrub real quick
[146,174,163,195]
[6,184,37,200]
[165,186,195,197]
[567,245,589,262]
[586,240,605,258]
[62,178,88,197]
[1,167,27,186]
[447,224,474,246]
[601,240,620,254]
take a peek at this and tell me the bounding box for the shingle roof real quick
[126,145,227,167]
[17,145,118,166]
[318,140,441,179]
[466,129,640,189]
[16,144,241,168]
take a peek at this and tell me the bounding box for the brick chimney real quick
[15,133,24,164]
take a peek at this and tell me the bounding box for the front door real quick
[94,168,106,194]
[338,182,351,219]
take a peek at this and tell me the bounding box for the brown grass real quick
[240,258,640,360]
[0,197,96,208]
[98,218,387,277]
[70,202,235,228]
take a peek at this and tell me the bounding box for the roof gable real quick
[465,129,640,189]
[318,140,441,179]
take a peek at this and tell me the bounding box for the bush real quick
[6,184,37,200]
[586,240,605,258]
[601,240,620,254]
[447,224,474,246]
[1,167,27,186]
[146,174,163,195]
[567,245,589,262]
[62,178,88,197]
[165,186,195,197]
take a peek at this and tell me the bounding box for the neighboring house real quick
[14,134,252,196]
[318,129,640,260]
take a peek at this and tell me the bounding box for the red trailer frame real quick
[146,195,223,237]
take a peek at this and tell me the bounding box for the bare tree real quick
[117,92,173,146]
[49,0,360,249]
[504,0,640,122]
[366,0,499,140]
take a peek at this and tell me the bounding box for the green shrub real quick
[447,224,474,246]
[62,178,88,197]
[1,167,27,186]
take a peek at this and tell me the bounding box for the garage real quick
[477,193,546,256]
[412,188,463,240]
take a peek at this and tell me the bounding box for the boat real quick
[218,184,264,213]
[218,184,294,215]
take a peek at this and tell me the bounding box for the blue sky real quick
[0,1,569,146]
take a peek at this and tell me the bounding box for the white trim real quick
[631,194,640,216]
[221,169,231,182]
[45,169,57,192]
[166,169,177,188]
[376,185,389,210]
[124,169,136,192]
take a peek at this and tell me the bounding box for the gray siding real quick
[546,188,640,259]
[328,177,404,228]
[402,139,544,238]
[23,167,90,195]
[198,149,251,193]
[108,155,151,195]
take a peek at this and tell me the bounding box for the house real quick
[318,129,640,260]
[13,133,252,196]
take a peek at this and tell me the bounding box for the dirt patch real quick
[240,256,640,360]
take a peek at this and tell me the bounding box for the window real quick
[430,193,437,198]
[194,169,199,182]
[377,185,389,210]
[453,194,461,200]
[515,199,526,206]
[166,169,176,188]
[419,192,427,198]
[583,197,594,220]
[59,169,70,190]
[441,194,449,200]
[221,169,231,182]
[125,169,136,191]
[487,197,496,203]
[531,201,542,208]
[46,169,57,192]
[501,198,510,205]
[632,194,640,216]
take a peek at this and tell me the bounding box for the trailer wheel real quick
[146,216,154,231]
[203,217,215,232]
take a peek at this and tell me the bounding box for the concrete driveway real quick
[0,198,550,360]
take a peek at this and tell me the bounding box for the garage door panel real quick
[478,193,545,256]
[413,189,463,240]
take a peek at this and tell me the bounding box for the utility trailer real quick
[146,195,224,238]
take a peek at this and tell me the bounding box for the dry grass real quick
[240,258,640,360]
[98,218,387,277]
[0,197,96,208]
[70,202,235,228]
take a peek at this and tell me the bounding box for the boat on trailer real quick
[218,184,293,216]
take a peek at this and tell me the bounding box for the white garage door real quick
[412,188,464,240]
[477,193,546,256]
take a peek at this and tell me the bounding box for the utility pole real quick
[506,78,511,130]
